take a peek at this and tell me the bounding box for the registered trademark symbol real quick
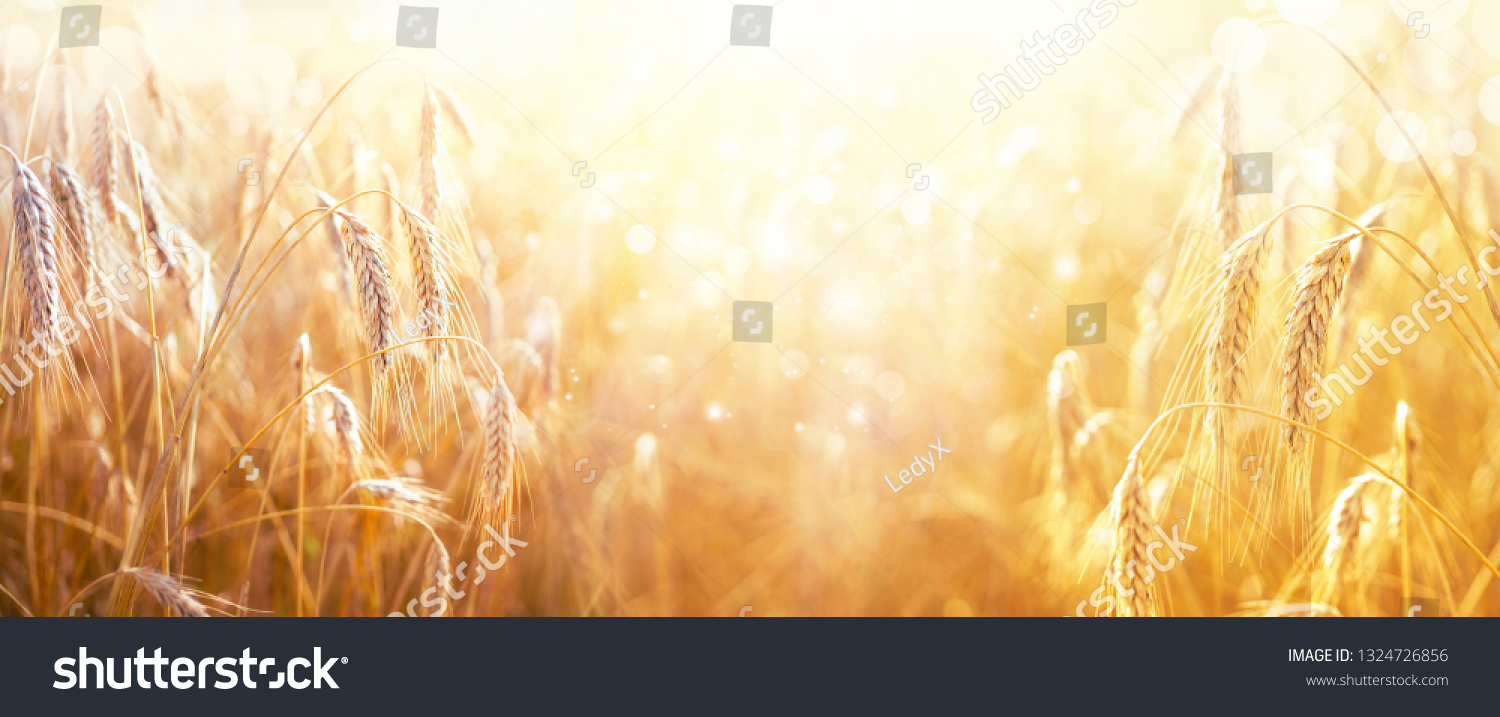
[341,657,348,664]
[510,515,517,521]
[1179,519,1187,526]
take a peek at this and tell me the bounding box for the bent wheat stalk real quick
[337,211,399,376]
[1280,238,1353,450]
[123,567,209,617]
[1203,217,1273,443]
[401,208,450,356]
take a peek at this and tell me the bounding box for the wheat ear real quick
[416,85,445,221]
[1046,350,1087,499]
[122,567,209,617]
[89,98,118,226]
[291,333,315,432]
[336,211,398,376]
[10,152,64,351]
[478,377,519,527]
[1323,474,1376,576]
[52,81,77,164]
[1108,459,1155,617]
[1212,71,1241,248]
[1203,218,1273,442]
[400,207,450,357]
[49,161,97,288]
[1280,238,1353,450]
[380,162,401,228]
[316,385,363,465]
[351,478,451,526]
[124,140,178,277]
[432,84,477,147]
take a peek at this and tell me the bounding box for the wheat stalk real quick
[351,477,449,525]
[532,297,562,405]
[1108,458,1155,617]
[122,567,209,617]
[123,140,178,277]
[10,152,64,351]
[52,81,77,164]
[291,333,314,432]
[1392,401,1420,602]
[1128,272,1166,418]
[341,129,370,213]
[354,477,440,505]
[422,541,453,616]
[89,98,118,227]
[476,377,519,529]
[1280,238,1353,450]
[432,84,477,147]
[1322,474,1376,589]
[317,385,363,465]
[1203,218,1273,443]
[380,162,401,228]
[416,85,445,221]
[1212,72,1241,248]
[1393,401,1420,489]
[49,161,97,288]
[1329,204,1389,357]
[0,111,15,154]
[336,211,398,376]
[313,190,355,305]
[1047,350,1088,499]
[400,207,450,357]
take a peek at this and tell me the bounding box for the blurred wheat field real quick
[4,0,1500,617]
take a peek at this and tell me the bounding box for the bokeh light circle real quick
[225,43,298,115]
[1212,18,1266,72]
[1375,111,1429,162]
[1275,0,1340,26]
[806,175,836,204]
[626,225,657,254]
